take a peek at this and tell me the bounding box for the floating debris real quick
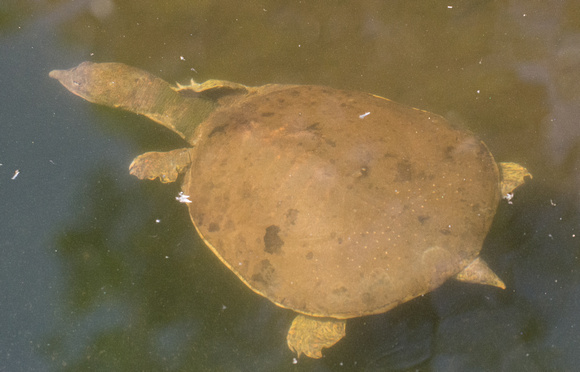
[176,191,192,203]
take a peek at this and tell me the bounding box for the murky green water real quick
[1,1,579,371]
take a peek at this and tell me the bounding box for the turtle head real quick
[49,61,163,108]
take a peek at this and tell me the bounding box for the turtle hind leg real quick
[499,162,532,197]
[129,147,192,183]
[287,314,346,359]
[455,257,506,289]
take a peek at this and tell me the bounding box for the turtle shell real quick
[183,85,500,319]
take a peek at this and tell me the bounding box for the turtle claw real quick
[287,315,346,359]
[129,148,192,183]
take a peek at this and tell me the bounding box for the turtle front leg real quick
[129,147,193,183]
[287,314,346,359]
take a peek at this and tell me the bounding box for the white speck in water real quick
[292,358,298,365]
[176,192,192,203]
[11,169,20,180]
[359,112,371,119]
[155,219,161,223]
[504,193,514,204]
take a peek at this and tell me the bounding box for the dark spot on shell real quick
[332,286,348,295]
[478,146,489,157]
[277,98,285,104]
[289,89,301,97]
[225,219,235,230]
[208,222,220,232]
[264,225,284,254]
[444,145,455,160]
[285,209,299,225]
[417,215,430,224]
[337,237,343,244]
[306,251,313,260]
[324,138,336,147]
[208,124,228,138]
[251,259,275,287]
[396,160,413,182]
[440,228,451,235]
[361,292,375,306]
[261,112,275,117]
[306,123,320,131]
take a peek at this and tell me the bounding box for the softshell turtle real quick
[50,62,531,358]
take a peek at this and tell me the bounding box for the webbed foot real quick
[287,314,346,359]
[499,162,532,197]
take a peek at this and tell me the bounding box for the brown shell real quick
[183,85,500,319]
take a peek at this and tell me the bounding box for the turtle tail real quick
[50,61,216,141]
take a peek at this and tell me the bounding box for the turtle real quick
[49,61,531,359]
